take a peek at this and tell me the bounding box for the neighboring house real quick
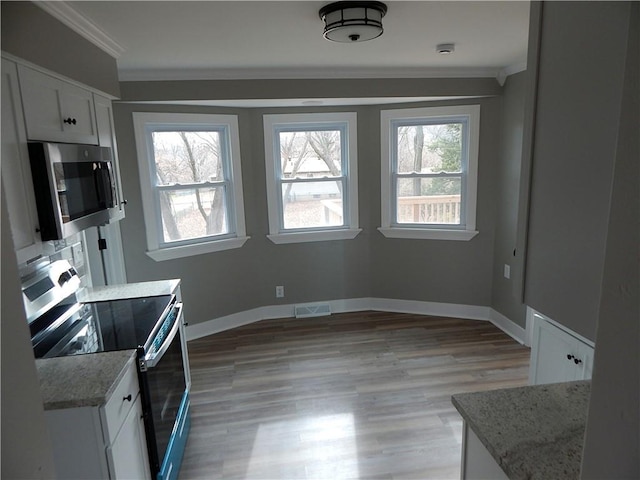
[1,2,637,478]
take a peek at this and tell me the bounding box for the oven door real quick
[139,303,188,478]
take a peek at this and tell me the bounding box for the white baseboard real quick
[185,297,527,345]
[489,309,527,345]
[369,298,491,320]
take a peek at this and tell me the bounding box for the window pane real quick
[396,177,461,225]
[152,131,223,185]
[159,187,228,242]
[279,130,342,179]
[281,180,344,229]
[396,123,462,174]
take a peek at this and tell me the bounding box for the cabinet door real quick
[94,93,125,221]
[107,395,151,480]
[462,423,509,480]
[529,317,578,384]
[576,342,594,380]
[18,65,98,145]
[87,95,127,286]
[61,82,98,142]
[529,314,596,384]
[1,59,42,262]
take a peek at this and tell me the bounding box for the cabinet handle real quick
[567,354,574,361]
[574,358,583,365]
[123,394,132,402]
[63,117,77,125]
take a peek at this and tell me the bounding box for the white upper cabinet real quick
[94,93,126,221]
[1,58,42,263]
[18,64,99,145]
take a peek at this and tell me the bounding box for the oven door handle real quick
[144,303,183,369]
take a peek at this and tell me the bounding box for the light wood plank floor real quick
[179,311,530,480]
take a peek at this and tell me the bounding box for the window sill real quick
[377,227,479,241]
[146,236,250,261]
[267,228,362,245]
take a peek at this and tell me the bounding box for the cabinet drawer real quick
[102,361,139,444]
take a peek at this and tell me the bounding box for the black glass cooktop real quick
[91,295,174,350]
[33,295,174,359]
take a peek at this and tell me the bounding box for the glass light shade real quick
[320,2,387,43]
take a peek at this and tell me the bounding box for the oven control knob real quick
[58,271,72,286]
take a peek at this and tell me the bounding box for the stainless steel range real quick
[23,259,190,480]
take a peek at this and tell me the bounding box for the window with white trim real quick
[379,105,480,241]
[263,112,361,244]
[133,112,248,261]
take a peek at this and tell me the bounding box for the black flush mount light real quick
[319,1,388,43]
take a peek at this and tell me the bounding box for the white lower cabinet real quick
[108,394,151,480]
[529,310,595,385]
[461,423,508,480]
[45,361,150,479]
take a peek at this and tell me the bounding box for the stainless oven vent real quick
[294,303,331,318]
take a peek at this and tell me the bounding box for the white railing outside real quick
[322,195,461,226]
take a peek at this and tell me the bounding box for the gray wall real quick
[1,1,120,97]
[523,1,631,341]
[114,103,372,323]
[581,3,639,476]
[1,191,56,479]
[113,90,505,326]
[119,77,501,103]
[369,97,502,307]
[490,71,527,327]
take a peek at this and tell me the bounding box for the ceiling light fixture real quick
[319,1,388,43]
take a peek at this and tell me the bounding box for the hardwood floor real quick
[179,311,530,480]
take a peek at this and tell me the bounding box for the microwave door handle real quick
[94,163,115,209]
[103,162,116,208]
[144,303,183,369]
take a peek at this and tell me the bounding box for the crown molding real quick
[118,66,503,82]
[34,1,125,58]
[497,61,527,86]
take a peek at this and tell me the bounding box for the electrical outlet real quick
[275,286,285,298]
[504,264,511,279]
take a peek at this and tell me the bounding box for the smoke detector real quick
[436,43,455,55]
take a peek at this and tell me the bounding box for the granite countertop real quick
[452,380,591,480]
[36,350,136,410]
[78,279,180,303]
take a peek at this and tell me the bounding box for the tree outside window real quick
[263,112,360,244]
[133,112,247,260]
[380,105,480,241]
[151,130,228,242]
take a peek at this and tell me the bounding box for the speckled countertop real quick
[36,350,136,410]
[78,279,180,303]
[452,381,591,480]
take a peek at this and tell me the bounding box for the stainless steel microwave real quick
[28,142,116,240]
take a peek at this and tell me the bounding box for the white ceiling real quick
[50,1,530,82]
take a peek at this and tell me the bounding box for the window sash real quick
[278,177,348,233]
[153,185,233,248]
[389,117,470,229]
[273,123,350,233]
[145,124,238,247]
